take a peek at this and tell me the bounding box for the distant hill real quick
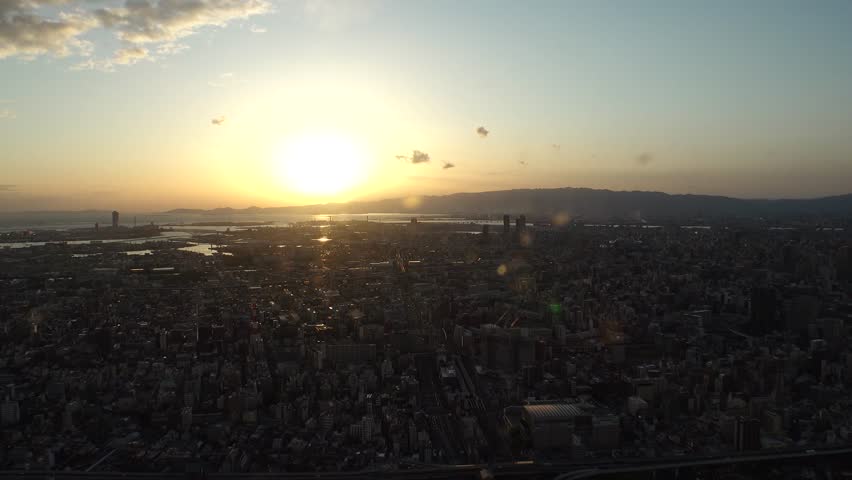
[164,187,852,220]
[165,206,264,215]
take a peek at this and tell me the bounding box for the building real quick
[520,403,588,449]
[591,415,621,449]
[325,343,376,366]
[734,416,761,451]
[1,400,20,426]
[112,210,120,228]
[503,215,511,236]
[788,295,819,332]
[749,287,777,335]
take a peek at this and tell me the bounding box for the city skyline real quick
[3,0,852,211]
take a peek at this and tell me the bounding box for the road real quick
[2,446,852,480]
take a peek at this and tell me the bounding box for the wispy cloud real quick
[476,126,489,138]
[0,108,16,120]
[155,42,188,56]
[1,0,273,69]
[112,45,148,65]
[396,151,431,164]
[442,162,455,170]
[211,116,226,125]
[410,150,430,164]
[249,24,266,33]
[551,144,561,151]
[208,72,236,87]
[518,160,528,166]
[636,152,654,166]
[0,185,16,191]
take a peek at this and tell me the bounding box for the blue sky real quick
[2,0,852,211]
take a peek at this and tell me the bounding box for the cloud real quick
[0,108,15,120]
[476,126,489,138]
[249,24,266,33]
[410,150,430,164]
[155,42,188,55]
[211,116,225,125]
[0,0,96,60]
[112,45,148,65]
[208,72,236,87]
[1,0,273,68]
[442,162,455,170]
[551,144,561,151]
[394,155,408,161]
[0,185,16,191]
[636,152,654,166]
[518,160,528,166]
[96,0,271,44]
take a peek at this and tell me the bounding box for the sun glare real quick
[275,133,367,197]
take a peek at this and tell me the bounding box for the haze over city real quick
[2,0,852,212]
[6,2,852,478]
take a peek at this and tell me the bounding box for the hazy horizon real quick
[3,0,852,211]
[1,184,851,216]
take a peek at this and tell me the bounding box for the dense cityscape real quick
[1,213,851,478]
[4,0,852,478]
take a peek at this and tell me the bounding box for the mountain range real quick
[165,187,852,219]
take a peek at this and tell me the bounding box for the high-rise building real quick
[111,210,119,228]
[503,215,511,236]
[516,215,527,232]
[1,400,20,426]
[734,416,761,451]
[788,295,819,332]
[749,287,777,335]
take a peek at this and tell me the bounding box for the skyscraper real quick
[503,215,510,236]
[112,211,119,228]
[749,287,777,335]
[734,417,761,451]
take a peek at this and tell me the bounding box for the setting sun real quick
[274,133,368,197]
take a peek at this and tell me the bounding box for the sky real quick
[2,0,852,212]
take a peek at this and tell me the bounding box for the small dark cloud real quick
[395,155,409,161]
[0,185,16,191]
[636,152,654,166]
[551,144,561,151]
[476,126,489,138]
[410,150,430,164]
[442,162,455,170]
[518,160,528,167]
[211,116,225,125]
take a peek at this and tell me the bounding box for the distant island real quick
[163,187,852,220]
